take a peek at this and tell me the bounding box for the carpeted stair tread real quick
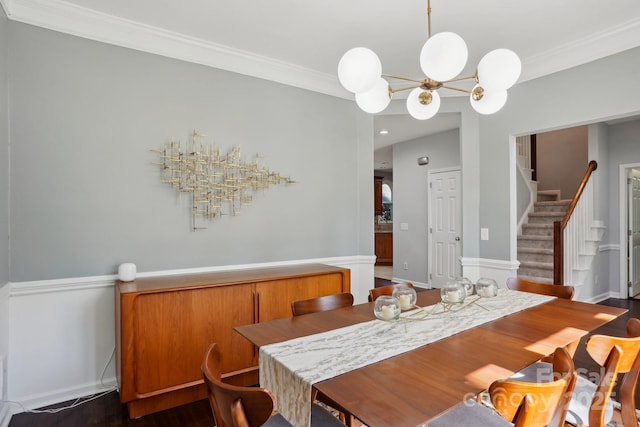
[518,247,553,255]
[518,235,552,241]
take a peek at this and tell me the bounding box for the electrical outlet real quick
[403,262,409,270]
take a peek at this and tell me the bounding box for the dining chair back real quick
[430,347,575,427]
[291,292,354,316]
[506,277,575,300]
[368,282,414,302]
[201,343,275,427]
[578,319,640,427]
[619,318,640,427]
[201,343,344,427]
[490,346,576,427]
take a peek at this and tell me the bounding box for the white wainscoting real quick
[4,255,374,415]
[460,257,520,288]
[0,402,9,427]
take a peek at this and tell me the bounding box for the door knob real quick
[455,236,461,241]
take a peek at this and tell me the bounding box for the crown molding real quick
[0,0,350,99]
[2,0,640,95]
[520,16,640,82]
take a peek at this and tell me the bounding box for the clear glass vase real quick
[476,277,498,297]
[374,295,401,321]
[392,284,417,310]
[456,277,474,297]
[441,281,466,304]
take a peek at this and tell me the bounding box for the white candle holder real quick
[373,295,401,321]
[456,277,474,296]
[476,277,498,298]
[392,284,417,310]
[440,281,466,305]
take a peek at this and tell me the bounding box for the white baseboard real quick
[11,381,117,414]
[0,402,10,427]
[583,291,619,304]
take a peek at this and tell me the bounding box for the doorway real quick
[627,167,640,297]
[428,168,462,287]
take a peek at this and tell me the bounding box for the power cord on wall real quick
[1,346,118,414]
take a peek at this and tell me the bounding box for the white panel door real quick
[429,169,462,287]
[630,169,640,297]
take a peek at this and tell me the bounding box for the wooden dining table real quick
[235,289,626,427]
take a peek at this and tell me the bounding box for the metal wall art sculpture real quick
[154,130,295,230]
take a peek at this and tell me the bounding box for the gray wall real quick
[0,3,9,403]
[516,167,530,223]
[393,128,460,283]
[0,4,8,285]
[609,119,640,240]
[537,126,588,199]
[478,46,640,264]
[7,22,372,282]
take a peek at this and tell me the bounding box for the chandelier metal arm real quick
[427,0,432,37]
[382,73,425,84]
[440,85,472,94]
[442,73,479,84]
[390,84,422,94]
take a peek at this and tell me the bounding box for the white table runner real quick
[259,289,555,427]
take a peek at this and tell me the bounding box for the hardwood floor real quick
[8,297,640,427]
[8,391,214,427]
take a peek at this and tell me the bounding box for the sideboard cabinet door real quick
[255,272,347,322]
[130,284,255,396]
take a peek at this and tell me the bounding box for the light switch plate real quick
[481,228,489,240]
[400,223,409,230]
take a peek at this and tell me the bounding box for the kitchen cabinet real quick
[374,176,383,215]
[375,233,393,265]
[115,264,350,418]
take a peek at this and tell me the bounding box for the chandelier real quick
[337,0,521,120]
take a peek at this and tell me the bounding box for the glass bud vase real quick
[392,284,417,310]
[441,281,466,305]
[374,295,401,321]
[476,277,498,297]
[456,277,474,297]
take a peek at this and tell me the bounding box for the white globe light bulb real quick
[355,78,391,114]
[337,47,382,94]
[477,49,521,91]
[420,32,468,82]
[469,85,508,115]
[406,88,440,120]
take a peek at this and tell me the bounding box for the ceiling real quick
[3,0,640,170]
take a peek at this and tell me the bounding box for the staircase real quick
[517,190,570,284]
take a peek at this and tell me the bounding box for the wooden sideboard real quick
[115,263,351,418]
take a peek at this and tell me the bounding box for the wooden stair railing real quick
[553,160,598,285]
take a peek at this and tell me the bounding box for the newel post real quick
[553,221,563,285]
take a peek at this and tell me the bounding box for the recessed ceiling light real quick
[379,129,389,135]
